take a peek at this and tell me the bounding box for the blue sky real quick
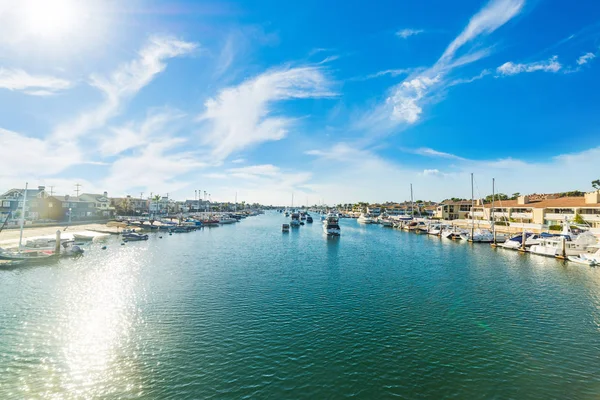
[1,0,599,205]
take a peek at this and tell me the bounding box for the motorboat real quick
[461,230,494,243]
[0,248,54,261]
[442,227,465,240]
[282,223,290,232]
[218,216,237,224]
[529,231,598,258]
[306,215,313,223]
[357,213,374,224]
[568,245,600,266]
[122,232,149,241]
[499,232,545,249]
[323,213,341,236]
[380,219,393,227]
[290,212,301,227]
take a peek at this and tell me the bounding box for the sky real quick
[1,0,599,205]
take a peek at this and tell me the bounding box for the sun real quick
[18,0,84,39]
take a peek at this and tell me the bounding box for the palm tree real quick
[593,179,600,190]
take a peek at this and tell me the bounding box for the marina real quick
[2,212,600,398]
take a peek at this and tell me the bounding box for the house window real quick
[49,203,53,208]
[2,201,9,207]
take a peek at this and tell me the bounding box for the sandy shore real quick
[0,223,122,248]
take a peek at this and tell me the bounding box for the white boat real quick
[499,233,544,249]
[529,231,598,258]
[380,219,393,227]
[461,230,494,243]
[218,216,237,224]
[357,213,374,224]
[323,213,341,236]
[568,245,600,266]
[290,212,301,227]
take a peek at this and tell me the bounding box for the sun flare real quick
[18,0,84,39]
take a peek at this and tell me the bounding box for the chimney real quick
[103,191,108,198]
[65,194,70,201]
[517,195,529,205]
[585,191,600,205]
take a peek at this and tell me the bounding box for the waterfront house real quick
[367,206,382,216]
[435,200,473,220]
[45,195,96,221]
[470,191,600,228]
[111,196,149,215]
[0,186,49,221]
[78,192,116,217]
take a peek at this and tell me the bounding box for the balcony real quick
[581,214,600,222]
[510,212,533,220]
[545,213,575,221]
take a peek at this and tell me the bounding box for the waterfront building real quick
[0,186,49,221]
[471,191,600,228]
[45,195,96,221]
[110,196,149,215]
[367,207,382,216]
[435,200,473,220]
[78,192,116,218]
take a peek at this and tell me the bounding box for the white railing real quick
[545,213,575,220]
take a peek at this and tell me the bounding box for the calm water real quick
[2,212,600,399]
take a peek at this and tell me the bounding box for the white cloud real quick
[0,128,82,179]
[231,158,246,164]
[102,138,206,194]
[0,68,71,95]
[227,164,281,177]
[197,65,335,161]
[577,52,596,65]
[410,147,465,160]
[439,0,525,63]
[497,55,562,75]
[422,169,442,176]
[99,108,186,157]
[358,0,524,135]
[396,29,424,39]
[52,35,196,140]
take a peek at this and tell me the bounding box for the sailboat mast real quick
[471,173,475,239]
[491,178,495,239]
[410,184,414,218]
[18,182,28,251]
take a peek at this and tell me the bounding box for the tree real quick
[593,179,600,190]
[573,213,586,225]
[510,192,521,200]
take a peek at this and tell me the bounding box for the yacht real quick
[218,215,238,224]
[460,229,494,243]
[357,213,374,224]
[290,212,301,227]
[529,231,598,258]
[499,232,545,249]
[323,213,341,236]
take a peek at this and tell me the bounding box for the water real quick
[2,213,600,399]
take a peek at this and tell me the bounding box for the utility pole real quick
[74,183,82,197]
[140,192,144,199]
[49,186,54,196]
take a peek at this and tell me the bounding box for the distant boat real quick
[357,213,374,224]
[568,244,600,266]
[282,223,290,232]
[290,212,301,227]
[323,213,341,236]
[218,216,237,224]
[0,248,53,261]
[122,232,149,241]
[306,215,313,223]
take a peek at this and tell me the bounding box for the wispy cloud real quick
[396,29,424,39]
[53,35,196,141]
[197,65,336,161]
[496,55,562,76]
[409,147,466,160]
[357,0,525,135]
[577,52,596,65]
[99,108,186,157]
[0,68,72,95]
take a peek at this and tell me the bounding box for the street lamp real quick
[68,207,72,224]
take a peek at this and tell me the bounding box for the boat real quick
[499,232,544,249]
[290,212,301,227]
[218,215,237,224]
[529,231,598,258]
[568,245,600,266]
[306,215,313,223]
[461,230,494,243]
[72,232,110,242]
[357,213,374,224]
[122,232,149,241]
[0,248,54,261]
[323,213,341,236]
[380,219,393,227]
[282,223,290,232]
